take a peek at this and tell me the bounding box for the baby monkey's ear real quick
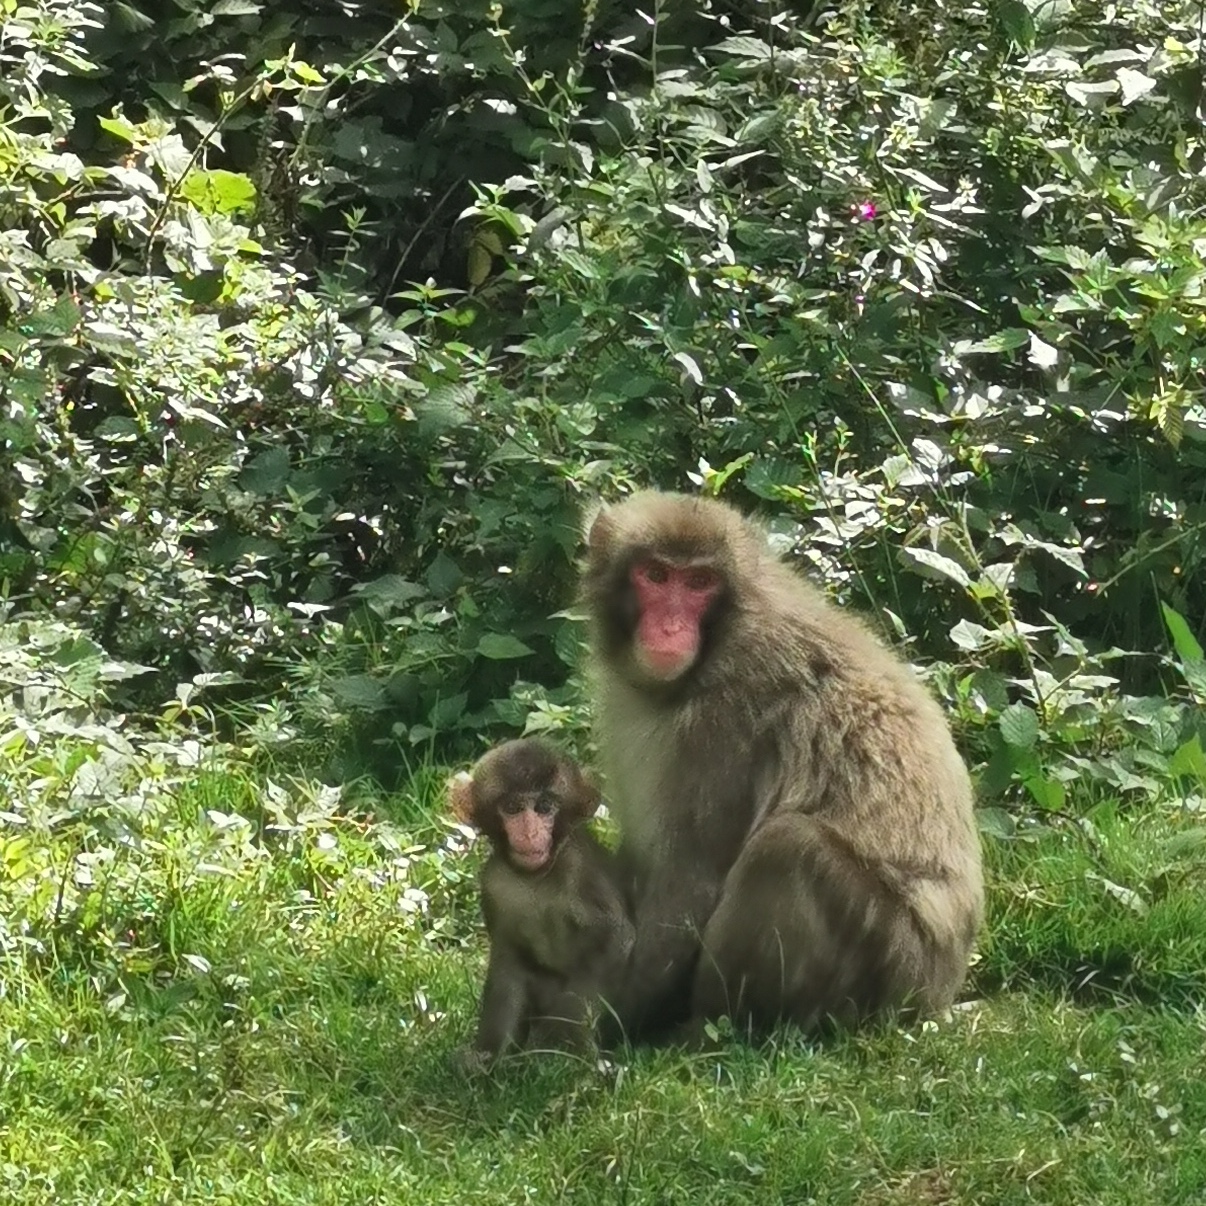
[447,771,478,827]
[554,761,601,820]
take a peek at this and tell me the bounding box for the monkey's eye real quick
[499,798,526,816]
[635,560,669,585]
[533,796,557,816]
[683,566,719,592]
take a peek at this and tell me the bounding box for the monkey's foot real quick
[451,1045,494,1077]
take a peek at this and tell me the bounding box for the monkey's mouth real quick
[512,848,550,872]
[635,644,694,682]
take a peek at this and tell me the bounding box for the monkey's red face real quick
[499,799,557,872]
[630,558,722,681]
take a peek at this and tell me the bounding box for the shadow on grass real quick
[971,942,1206,1011]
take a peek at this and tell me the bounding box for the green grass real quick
[3,766,1206,1206]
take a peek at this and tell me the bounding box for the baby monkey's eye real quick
[533,795,557,816]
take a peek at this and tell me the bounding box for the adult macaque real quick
[448,739,633,1063]
[583,491,984,1042]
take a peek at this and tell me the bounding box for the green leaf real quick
[1027,332,1059,369]
[385,672,421,711]
[993,0,1034,47]
[1168,735,1206,781]
[94,417,141,442]
[735,111,781,146]
[711,36,772,59]
[700,453,753,497]
[744,456,801,500]
[999,702,1039,750]
[1116,67,1156,105]
[352,576,427,610]
[673,351,703,385]
[1048,141,1101,185]
[1151,394,1184,448]
[970,669,1011,711]
[1179,660,1206,698]
[467,242,493,288]
[1161,602,1204,662]
[1066,80,1120,108]
[51,633,105,668]
[950,620,991,650]
[553,620,584,667]
[292,61,325,85]
[112,2,156,31]
[49,294,81,334]
[952,328,1029,355]
[976,806,1017,839]
[1022,773,1064,812]
[98,114,140,144]
[179,169,257,216]
[978,741,1017,798]
[239,447,290,495]
[83,322,138,356]
[426,552,463,598]
[1032,245,1092,269]
[476,634,534,660]
[330,675,388,711]
[416,381,474,437]
[900,547,972,589]
[429,692,468,729]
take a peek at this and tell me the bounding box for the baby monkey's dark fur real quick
[449,739,633,1062]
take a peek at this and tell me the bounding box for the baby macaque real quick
[448,738,633,1063]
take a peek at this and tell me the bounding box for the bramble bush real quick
[1,0,1204,811]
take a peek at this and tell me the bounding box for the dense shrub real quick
[1,0,1203,804]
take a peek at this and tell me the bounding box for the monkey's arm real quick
[564,900,635,995]
[527,896,635,1053]
[473,944,530,1057]
[610,868,720,1039]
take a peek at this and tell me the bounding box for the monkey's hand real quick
[604,889,713,1043]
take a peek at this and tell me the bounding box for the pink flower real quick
[853,201,877,222]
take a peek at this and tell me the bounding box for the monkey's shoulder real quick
[736,578,956,729]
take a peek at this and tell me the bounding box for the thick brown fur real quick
[449,739,634,1062]
[583,491,984,1043]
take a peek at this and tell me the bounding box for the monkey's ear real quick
[559,765,602,819]
[447,772,478,827]
[582,499,612,551]
[579,779,603,818]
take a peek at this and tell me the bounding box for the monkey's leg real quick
[690,813,956,1035]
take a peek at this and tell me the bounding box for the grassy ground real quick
[3,765,1205,1205]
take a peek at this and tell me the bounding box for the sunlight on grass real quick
[3,759,1205,1205]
